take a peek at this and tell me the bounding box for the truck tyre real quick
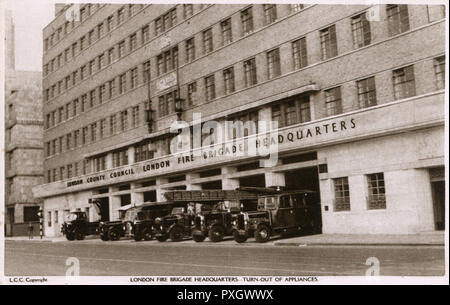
[100,233,109,241]
[74,229,85,240]
[169,226,184,242]
[156,234,168,242]
[254,225,270,243]
[66,232,75,241]
[142,228,153,241]
[193,234,206,242]
[208,225,224,242]
[108,228,120,241]
[233,230,248,243]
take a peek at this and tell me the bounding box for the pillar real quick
[222,166,240,190]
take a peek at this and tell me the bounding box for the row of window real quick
[43,4,212,78]
[45,106,141,157]
[46,141,154,183]
[44,3,103,51]
[43,3,304,100]
[333,173,386,211]
[45,61,149,129]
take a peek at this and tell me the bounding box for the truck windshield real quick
[65,214,78,221]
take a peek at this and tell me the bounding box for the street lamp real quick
[145,99,153,133]
[175,97,184,120]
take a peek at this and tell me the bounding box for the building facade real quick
[34,3,446,236]
[5,10,44,236]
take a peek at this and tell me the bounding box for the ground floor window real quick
[24,206,40,222]
[367,172,386,209]
[333,177,350,211]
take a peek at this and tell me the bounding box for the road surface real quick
[4,238,445,276]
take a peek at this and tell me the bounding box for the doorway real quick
[98,197,109,221]
[432,181,445,230]
[239,174,266,188]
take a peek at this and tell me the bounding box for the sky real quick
[5,0,54,72]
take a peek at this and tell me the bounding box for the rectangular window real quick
[187,82,197,106]
[205,75,216,101]
[221,18,232,46]
[100,119,106,138]
[74,130,79,147]
[109,79,116,98]
[120,110,128,131]
[118,7,126,24]
[143,60,151,83]
[131,68,138,89]
[89,60,95,75]
[118,41,125,57]
[158,91,177,117]
[203,28,213,54]
[73,99,79,116]
[155,17,163,36]
[107,15,114,31]
[142,25,150,43]
[223,67,235,95]
[82,126,88,145]
[80,36,86,51]
[66,133,72,150]
[157,47,178,75]
[90,89,96,107]
[320,25,338,60]
[119,73,127,94]
[267,48,281,79]
[271,95,310,128]
[67,164,73,179]
[81,94,88,112]
[91,122,97,142]
[357,76,377,108]
[186,38,195,63]
[263,4,277,25]
[88,30,95,45]
[351,13,371,49]
[135,141,154,162]
[367,173,386,209]
[80,65,86,80]
[324,87,342,116]
[108,48,115,64]
[60,167,65,180]
[110,114,117,135]
[183,4,193,18]
[292,37,308,70]
[291,4,304,13]
[434,56,445,90]
[243,58,257,87]
[99,84,106,103]
[98,54,105,70]
[72,70,78,85]
[241,7,253,35]
[333,177,350,211]
[132,106,140,128]
[393,65,416,100]
[129,33,137,51]
[387,5,410,36]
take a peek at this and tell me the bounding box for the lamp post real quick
[145,99,153,133]
[175,97,184,121]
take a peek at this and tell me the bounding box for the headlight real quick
[232,220,237,226]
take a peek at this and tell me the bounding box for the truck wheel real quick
[254,225,270,243]
[100,233,109,241]
[233,231,248,243]
[142,228,153,241]
[74,229,85,240]
[156,234,168,242]
[208,226,224,242]
[169,226,184,242]
[108,228,120,241]
[66,232,75,241]
[193,234,206,242]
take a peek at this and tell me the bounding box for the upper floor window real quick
[187,82,197,106]
[241,7,254,35]
[119,73,127,94]
[271,95,310,128]
[203,28,213,54]
[387,4,410,36]
[156,46,178,76]
[223,67,235,95]
[205,75,216,101]
[243,58,257,87]
[135,141,154,162]
[183,4,194,18]
[324,86,342,116]
[107,15,114,32]
[357,76,377,109]
[158,90,177,117]
[131,68,138,89]
[320,25,338,60]
[118,7,126,24]
[393,65,415,100]
[351,13,371,49]
[291,4,305,13]
[263,4,277,25]
[267,48,281,79]
[221,18,233,46]
[143,60,151,83]
[142,25,150,43]
[129,33,137,51]
[434,56,445,90]
[118,41,126,57]
[186,37,195,63]
[132,106,140,128]
[292,37,308,70]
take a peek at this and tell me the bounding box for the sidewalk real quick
[4,236,94,242]
[274,231,446,247]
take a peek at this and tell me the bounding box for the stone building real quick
[4,10,44,236]
[33,3,445,236]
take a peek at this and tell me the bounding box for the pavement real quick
[5,231,445,247]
